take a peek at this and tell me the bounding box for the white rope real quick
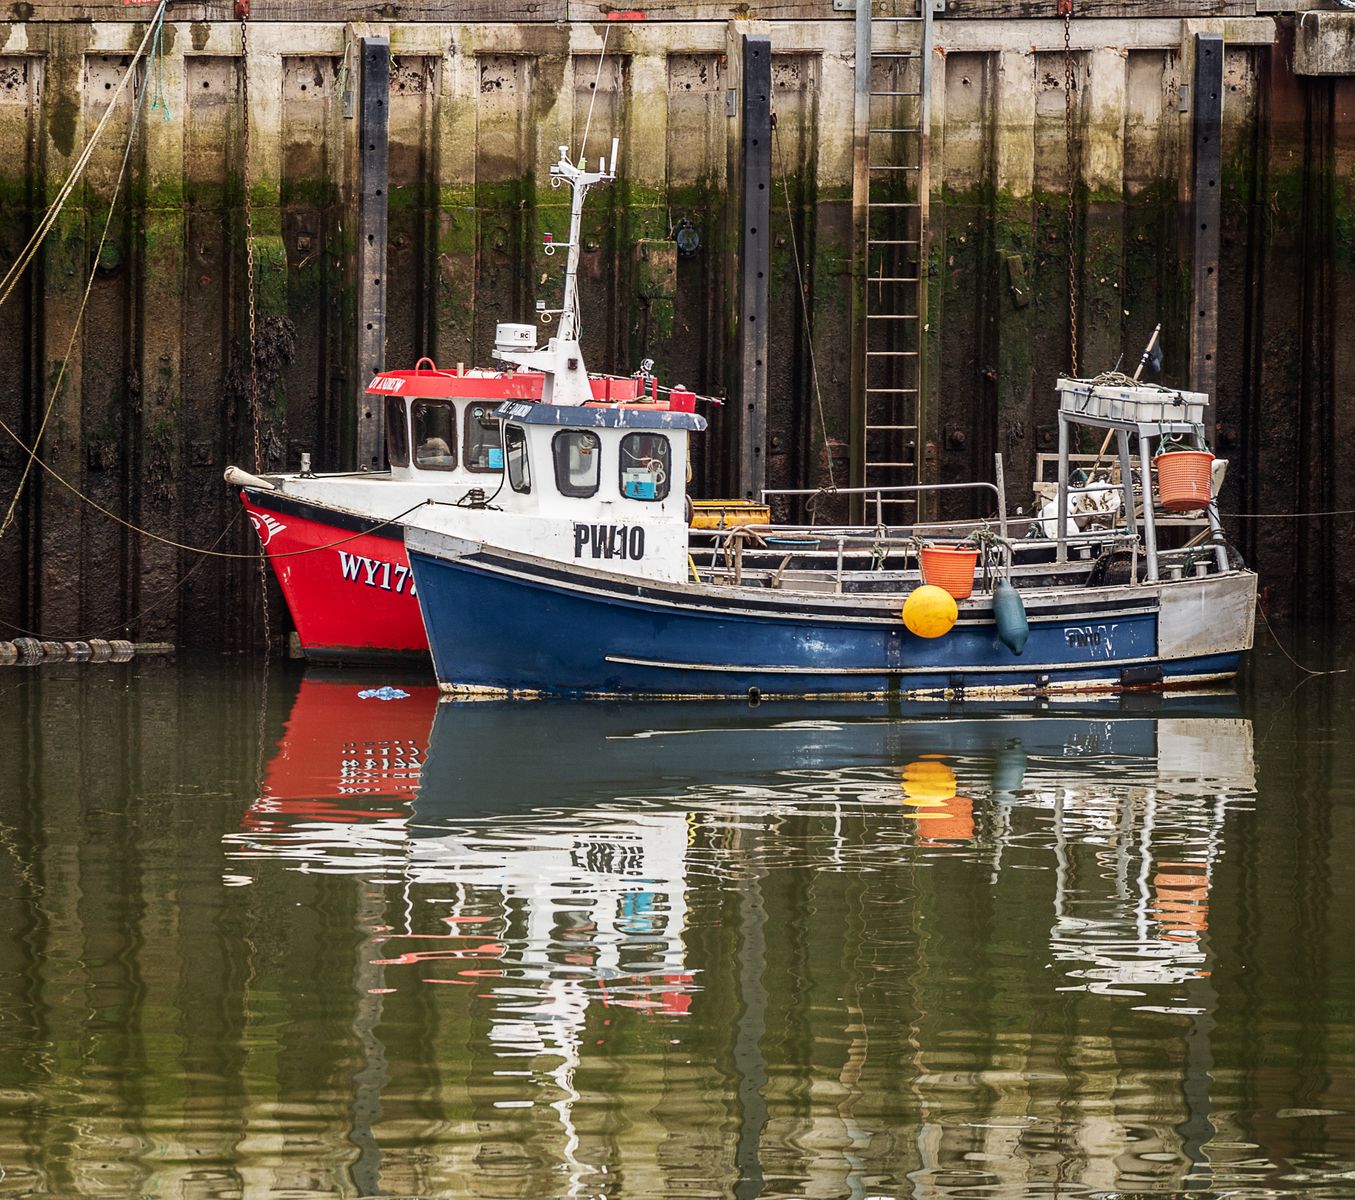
[0,0,167,539]
[578,24,611,166]
[0,0,169,312]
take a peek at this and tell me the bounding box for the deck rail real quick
[705,525,1017,594]
[759,479,1009,543]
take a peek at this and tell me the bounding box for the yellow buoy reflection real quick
[901,759,957,801]
[901,584,958,639]
[900,758,975,842]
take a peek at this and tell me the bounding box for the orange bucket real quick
[919,546,978,600]
[1156,450,1214,511]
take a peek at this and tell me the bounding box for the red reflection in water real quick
[244,678,439,832]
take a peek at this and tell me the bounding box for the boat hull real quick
[243,488,428,663]
[406,530,1256,699]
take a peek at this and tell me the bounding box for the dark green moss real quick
[46,89,76,161]
[248,234,287,320]
[277,178,340,210]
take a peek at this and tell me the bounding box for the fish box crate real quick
[1056,378,1208,425]
[690,499,772,529]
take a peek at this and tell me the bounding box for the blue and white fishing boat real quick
[404,364,1256,699]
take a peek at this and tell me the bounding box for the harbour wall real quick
[0,7,1350,645]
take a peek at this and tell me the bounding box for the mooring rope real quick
[1222,507,1355,519]
[1254,599,1349,677]
[0,414,432,558]
[577,23,612,168]
[0,0,170,313]
[773,116,836,492]
[0,4,163,542]
[0,510,244,643]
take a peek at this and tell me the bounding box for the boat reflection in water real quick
[233,677,440,876]
[227,680,1258,1197]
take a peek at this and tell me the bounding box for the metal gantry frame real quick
[849,0,934,525]
[1054,411,1231,581]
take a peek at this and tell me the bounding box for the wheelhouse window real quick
[413,402,457,470]
[465,403,504,472]
[385,397,409,468]
[505,424,531,493]
[619,432,670,502]
[552,430,601,498]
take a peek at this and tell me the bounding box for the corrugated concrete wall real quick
[0,10,1349,647]
[930,15,1354,626]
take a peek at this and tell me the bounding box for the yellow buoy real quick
[902,584,958,639]
[901,759,957,802]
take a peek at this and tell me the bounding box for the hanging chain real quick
[1062,2,1079,376]
[240,13,272,664]
[241,16,261,476]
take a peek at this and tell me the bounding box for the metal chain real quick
[241,16,260,476]
[1063,5,1079,376]
[240,13,272,661]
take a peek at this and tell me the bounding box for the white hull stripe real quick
[459,552,1162,627]
[438,669,1238,701]
[601,652,1206,676]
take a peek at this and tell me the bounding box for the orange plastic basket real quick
[919,546,978,600]
[1155,450,1214,512]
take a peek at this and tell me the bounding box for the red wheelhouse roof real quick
[366,367,652,405]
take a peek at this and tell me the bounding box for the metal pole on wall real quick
[738,34,772,502]
[355,36,390,471]
[1190,32,1222,444]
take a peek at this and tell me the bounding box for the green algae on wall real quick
[3,16,1353,645]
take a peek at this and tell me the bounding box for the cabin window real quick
[505,424,531,493]
[413,402,457,470]
[552,430,602,498]
[385,397,409,467]
[619,432,670,502]
[465,403,504,472]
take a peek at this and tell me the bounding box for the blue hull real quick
[406,536,1253,699]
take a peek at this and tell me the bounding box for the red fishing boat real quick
[233,364,661,662]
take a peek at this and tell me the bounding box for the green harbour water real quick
[0,648,1352,1198]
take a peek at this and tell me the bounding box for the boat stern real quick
[1157,570,1257,663]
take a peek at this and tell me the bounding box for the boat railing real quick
[708,527,1019,593]
[759,480,1010,542]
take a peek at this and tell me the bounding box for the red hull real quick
[242,491,428,662]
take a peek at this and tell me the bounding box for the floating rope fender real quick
[994,577,1029,655]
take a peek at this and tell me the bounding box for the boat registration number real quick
[337,550,417,596]
[1064,623,1119,654]
[573,523,646,562]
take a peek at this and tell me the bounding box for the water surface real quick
[1,652,1352,1197]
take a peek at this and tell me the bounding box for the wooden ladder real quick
[850,0,934,524]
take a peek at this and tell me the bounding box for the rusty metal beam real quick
[355,35,390,471]
[738,33,771,501]
[1190,31,1222,439]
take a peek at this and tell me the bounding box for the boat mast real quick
[492,140,619,406]
[553,139,618,347]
